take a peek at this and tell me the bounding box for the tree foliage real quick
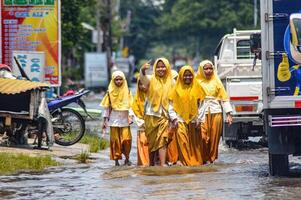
[156,0,255,58]
[61,0,122,80]
[60,0,257,76]
[119,0,161,61]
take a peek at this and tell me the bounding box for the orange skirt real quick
[166,126,178,164]
[177,122,202,166]
[109,127,132,160]
[200,113,223,163]
[137,130,150,166]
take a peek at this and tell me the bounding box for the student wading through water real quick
[196,60,233,164]
[100,71,133,166]
[140,58,173,166]
[168,65,206,166]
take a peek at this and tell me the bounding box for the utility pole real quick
[105,0,112,83]
[96,0,102,53]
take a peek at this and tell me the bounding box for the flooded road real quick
[1,96,301,199]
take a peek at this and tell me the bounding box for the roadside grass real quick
[0,153,59,175]
[75,151,90,163]
[58,131,109,153]
[79,132,109,153]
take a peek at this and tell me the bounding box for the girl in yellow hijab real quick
[168,65,205,166]
[140,57,173,166]
[100,71,133,166]
[196,60,233,163]
[131,77,149,166]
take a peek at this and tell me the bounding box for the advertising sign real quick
[0,0,61,86]
[84,52,108,88]
[12,50,45,82]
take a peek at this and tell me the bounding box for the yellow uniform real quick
[140,58,173,165]
[169,66,205,166]
[196,60,232,163]
[132,78,150,166]
[100,71,133,162]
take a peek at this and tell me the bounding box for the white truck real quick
[254,0,301,176]
[214,29,264,146]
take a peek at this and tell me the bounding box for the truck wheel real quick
[269,153,289,176]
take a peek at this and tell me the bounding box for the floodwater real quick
[1,95,301,200]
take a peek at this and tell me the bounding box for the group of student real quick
[100,58,233,167]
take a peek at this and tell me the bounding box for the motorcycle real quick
[48,89,92,146]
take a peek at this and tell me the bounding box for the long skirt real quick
[200,113,223,163]
[109,126,132,160]
[177,122,202,166]
[137,130,150,166]
[166,126,179,164]
[144,115,169,153]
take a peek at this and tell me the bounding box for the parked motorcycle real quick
[48,89,92,146]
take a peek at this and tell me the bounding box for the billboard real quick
[0,0,61,86]
[84,52,108,88]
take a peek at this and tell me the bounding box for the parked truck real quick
[254,0,301,176]
[214,29,264,146]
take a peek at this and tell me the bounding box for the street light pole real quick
[106,0,112,83]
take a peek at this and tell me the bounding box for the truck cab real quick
[214,29,264,146]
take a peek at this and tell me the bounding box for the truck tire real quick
[269,153,289,176]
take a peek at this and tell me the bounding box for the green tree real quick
[61,0,122,84]
[156,0,255,58]
[119,0,161,61]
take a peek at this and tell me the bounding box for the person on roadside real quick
[168,65,205,166]
[139,58,173,166]
[196,60,233,164]
[100,71,133,166]
[131,77,150,166]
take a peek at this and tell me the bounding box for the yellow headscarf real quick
[132,77,146,119]
[196,60,229,100]
[169,65,205,123]
[100,70,132,110]
[147,57,173,112]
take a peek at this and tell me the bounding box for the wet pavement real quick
[0,95,301,199]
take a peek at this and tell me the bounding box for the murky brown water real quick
[1,97,301,199]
